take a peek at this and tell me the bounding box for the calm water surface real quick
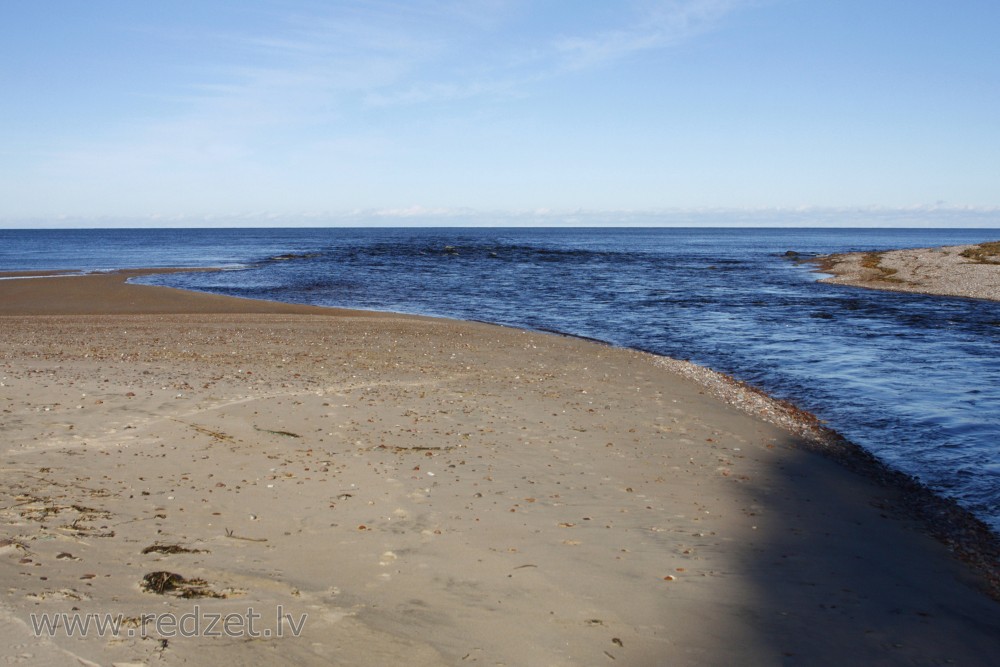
[3,227,999,530]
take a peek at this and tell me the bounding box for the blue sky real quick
[2,0,999,227]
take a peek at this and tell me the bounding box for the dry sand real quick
[814,241,1000,301]
[2,271,999,666]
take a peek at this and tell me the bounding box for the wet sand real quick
[814,240,1000,301]
[2,270,999,666]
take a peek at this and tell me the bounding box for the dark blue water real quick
[3,227,999,530]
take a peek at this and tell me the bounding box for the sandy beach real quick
[814,240,1000,301]
[2,271,1000,666]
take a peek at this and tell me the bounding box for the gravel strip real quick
[651,353,1000,599]
[813,241,1000,301]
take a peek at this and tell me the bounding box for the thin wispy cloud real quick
[363,0,754,106]
[176,0,751,111]
[552,0,748,70]
[10,204,1000,230]
[6,0,996,221]
[15,1,752,217]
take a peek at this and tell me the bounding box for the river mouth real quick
[4,226,999,531]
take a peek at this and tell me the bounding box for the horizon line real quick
[3,205,1000,230]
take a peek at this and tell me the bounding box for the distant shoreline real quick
[812,240,1000,301]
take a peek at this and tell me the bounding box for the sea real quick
[2,227,999,531]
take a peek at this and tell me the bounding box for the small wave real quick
[0,272,84,281]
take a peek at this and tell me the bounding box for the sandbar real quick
[814,240,1000,301]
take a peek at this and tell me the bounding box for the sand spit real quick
[1,270,999,666]
[813,240,1000,301]
[0,269,400,317]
